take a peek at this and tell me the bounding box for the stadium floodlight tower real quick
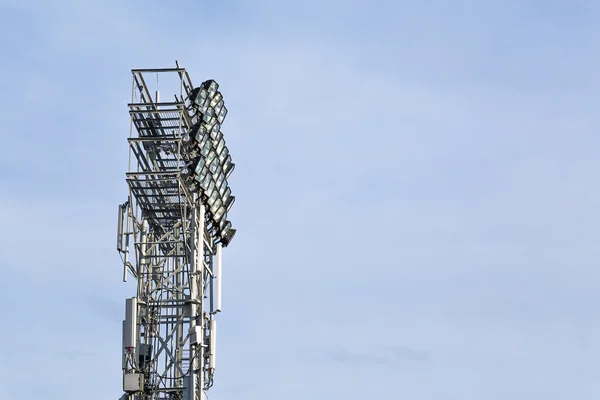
[116,62,236,400]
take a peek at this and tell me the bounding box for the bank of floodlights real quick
[181,79,236,247]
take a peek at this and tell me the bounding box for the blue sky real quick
[1,0,599,399]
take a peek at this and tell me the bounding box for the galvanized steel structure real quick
[116,63,235,400]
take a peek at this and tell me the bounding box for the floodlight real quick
[216,174,227,194]
[222,154,232,165]
[208,189,220,204]
[194,157,205,175]
[212,129,223,144]
[214,100,224,117]
[224,194,235,211]
[217,106,227,124]
[210,93,223,109]
[200,173,212,190]
[199,88,209,101]
[218,217,232,233]
[195,123,209,143]
[198,103,209,115]
[182,123,203,152]
[203,107,215,123]
[215,138,225,157]
[220,220,231,232]
[192,142,206,161]
[218,187,227,202]
[215,175,226,193]
[204,80,219,98]
[200,139,213,157]
[218,146,229,163]
[209,157,220,175]
[210,198,223,214]
[205,180,216,196]
[202,119,217,136]
[190,87,209,109]
[220,222,236,247]
[195,165,209,183]
[205,151,217,168]
[221,186,231,201]
[210,123,221,140]
[221,228,236,247]
[213,206,226,223]
[223,157,235,178]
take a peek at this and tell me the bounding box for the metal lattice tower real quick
[116,63,236,400]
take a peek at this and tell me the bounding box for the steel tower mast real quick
[116,63,236,400]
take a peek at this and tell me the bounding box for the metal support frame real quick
[117,64,221,400]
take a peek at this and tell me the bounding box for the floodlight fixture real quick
[215,172,226,191]
[218,146,229,163]
[210,93,223,109]
[215,171,231,198]
[213,207,226,223]
[224,195,235,212]
[214,100,224,117]
[208,189,220,204]
[220,223,236,247]
[206,151,217,168]
[200,87,208,100]
[217,106,227,124]
[200,139,213,157]
[222,186,231,201]
[200,173,212,190]
[189,86,209,108]
[215,138,225,157]
[194,157,205,175]
[210,123,221,140]
[199,102,209,115]
[223,159,235,179]
[211,130,223,145]
[210,198,223,215]
[196,166,209,184]
[205,180,216,196]
[217,217,229,231]
[205,80,219,98]
[209,157,220,175]
[203,108,215,123]
[196,124,209,143]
